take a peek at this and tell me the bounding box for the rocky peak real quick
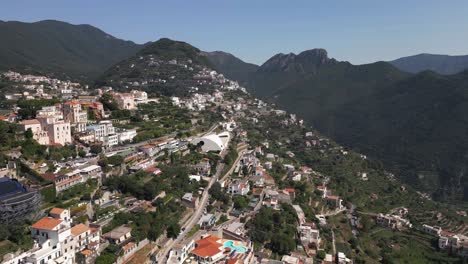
[259,48,336,73]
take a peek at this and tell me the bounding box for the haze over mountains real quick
[3,19,468,201]
[389,53,468,75]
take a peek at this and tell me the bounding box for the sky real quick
[1,0,468,65]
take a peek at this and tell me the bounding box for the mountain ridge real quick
[0,19,142,81]
[389,53,468,75]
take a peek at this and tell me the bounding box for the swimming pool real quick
[223,240,247,253]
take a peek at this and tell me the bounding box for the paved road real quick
[158,162,224,263]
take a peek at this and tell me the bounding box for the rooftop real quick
[49,208,65,215]
[192,235,223,258]
[32,217,63,231]
[103,225,132,240]
[19,119,40,125]
[71,223,90,236]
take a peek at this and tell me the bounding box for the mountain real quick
[202,51,258,85]
[390,53,468,75]
[322,70,468,200]
[215,48,468,202]
[0,20,142,80]
[98,38,222,96]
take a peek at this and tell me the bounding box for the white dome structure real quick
[192,132,231,152]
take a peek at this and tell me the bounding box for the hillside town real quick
[1,63,468,264]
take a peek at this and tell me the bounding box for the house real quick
[131,90,148,105]
[103,225,132,245]
[289,171,301,181]
[262,198,279,209]
[71,223,101,252]
[251,174,265,187]
[79,165,101,179]
[19,119,49,145]
[198,214,216,228]
[283,164,295,171]
[63,101,88,132]
[376,214,412,230]
[298,224,321,247]
[193,158,211,176]
[266,153,275,161]
[55,170,84,192]
[228,180,250,196]
[254,166,265,176]
[282,255,300,264]
[87,121,117,147]
[24,208,75,264]
[167,240,195,264]
[118,129,137,143]
[337,252,352,264]
[191,235,224,263]
[182,193,199,208]
[422,224,442,236]
[325,195,344,210]
[112,92,136,110]
[140,144,160,157]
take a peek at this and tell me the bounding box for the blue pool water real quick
[223,240,247,253]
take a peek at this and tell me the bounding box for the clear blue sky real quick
[1,0,468,65]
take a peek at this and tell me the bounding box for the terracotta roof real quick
[81,249,93,256]
[192,235,223,258]
[41,173,57,182]
[32,217,63,231]
[227,258,239,264]
[64,101,80,105]
[50,208,65,215]
[122,242,135,251]
[71,223,90,236]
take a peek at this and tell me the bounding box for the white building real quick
[4,208,99,264]
[19,119,49,145]
[227,180,250,196]
[63,101,88,132]
[87,121,117,147]
[118,129,137,143]
[191,132,230,152]
[37,117,72,146]
[113,93,136,110]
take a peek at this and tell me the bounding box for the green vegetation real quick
[0,20,141,81]
[17,98,61,119]
[0,223,34,260]
[103,199,184,242]
[247,204,298,256]
[0,121,18,150]
[98,38,218,97]
[235,48,468,203]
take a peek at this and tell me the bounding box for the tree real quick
[317,250,326,259]
[95,251,117,264]
[233,196,249,210]
[24,128,33,139]
[167,223,180,239]
[100,93,119,111]
[90,144,102,155]
[270,233,295,255]
[108,155,124,166]
[78,149,86,158]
